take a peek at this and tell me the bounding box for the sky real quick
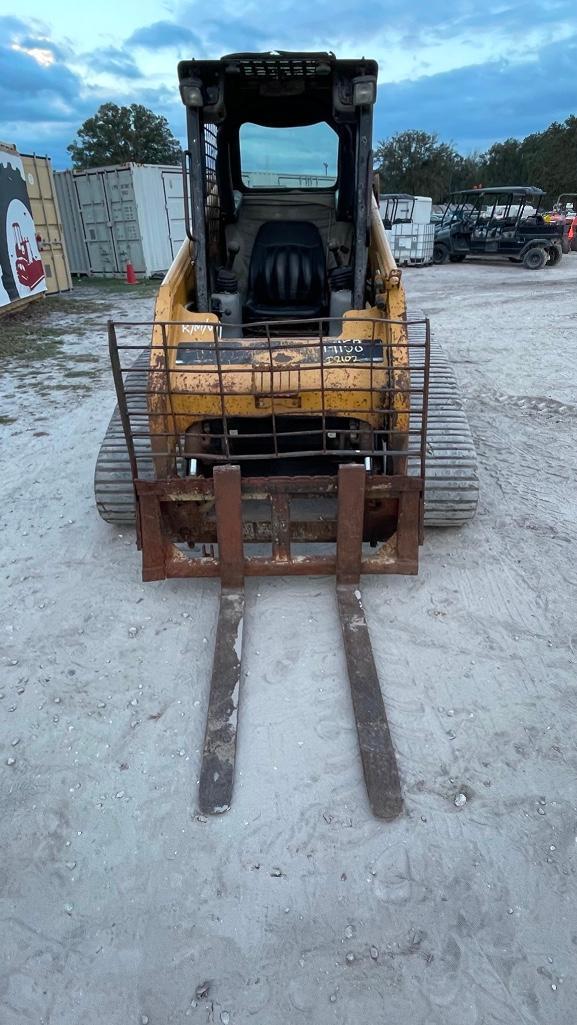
[1,1,576,171]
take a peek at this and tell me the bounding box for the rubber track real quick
[94,351,151,526]
[94,325,479,529]
[407,311,479,526]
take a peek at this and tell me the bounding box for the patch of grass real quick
[0,296,107,360]
[50,296,111,315]
[64,368,101,380]
[68,353,100,364]
[0,316,64,360]
[46,381,93,392]
[75,275,159,297]
[0,415,16,425]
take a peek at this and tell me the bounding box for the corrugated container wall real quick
[0,140,47,315]
[53,170,91,276]
[54,163,184,278]
[21,153,72,293]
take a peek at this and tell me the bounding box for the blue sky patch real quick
[0,3,575,168]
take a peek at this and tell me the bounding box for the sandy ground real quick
[1,262,576,1025]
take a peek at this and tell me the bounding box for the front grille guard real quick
[108,314,430,479]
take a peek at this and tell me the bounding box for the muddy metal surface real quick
[1,264,576,1024]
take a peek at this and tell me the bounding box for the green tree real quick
[452,152,484,191]
[374,130,461,202]
[479,139,528,187]
[68,103,182,168]
[522,116,577,201]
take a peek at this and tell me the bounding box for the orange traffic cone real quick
[125,261,137,285]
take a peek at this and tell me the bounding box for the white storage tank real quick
[54,163,185,278]
[380,193,434,266]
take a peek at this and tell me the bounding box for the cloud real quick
[374,33,577,151]
[0,44,81,117]
[127,20,202,50]
[170,0,575,59]
[0,3,576,172]
[0,14,47,36]
[89,46,142,79]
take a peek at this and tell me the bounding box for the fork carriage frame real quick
[136,466,423,581]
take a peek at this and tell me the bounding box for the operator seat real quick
[244,221,326,322]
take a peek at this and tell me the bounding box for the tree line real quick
[375,117,577,204]
[67,103,576,210]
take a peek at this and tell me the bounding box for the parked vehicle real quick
[434,187,564,269]
[94,50,479,820]
[545,194,577,253]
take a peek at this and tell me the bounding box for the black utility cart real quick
[433,186,564,269]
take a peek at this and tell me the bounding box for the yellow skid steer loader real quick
[95,52,478,820]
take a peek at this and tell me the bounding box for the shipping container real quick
[54,163,185,278]
[21,153,72,293]
[53,170,91,276]
[0,141,47,315]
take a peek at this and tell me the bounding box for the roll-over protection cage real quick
[178,52,377,313]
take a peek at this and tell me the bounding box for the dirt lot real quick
[1,262,576,1025]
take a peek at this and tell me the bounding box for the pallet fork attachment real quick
[104,313,431,822]
[197,464,403,820]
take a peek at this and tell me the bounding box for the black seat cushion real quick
[245,221,326,322]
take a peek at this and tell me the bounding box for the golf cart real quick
[434,187,564,269]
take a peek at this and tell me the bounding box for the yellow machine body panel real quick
[147,196,410,466]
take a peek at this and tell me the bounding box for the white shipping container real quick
[54,169,91,275]
[54,163,185,278]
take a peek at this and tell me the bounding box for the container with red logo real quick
[0,141,47,313]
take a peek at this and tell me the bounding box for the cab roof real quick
[177,51,378,127]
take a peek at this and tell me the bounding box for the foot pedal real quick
[337,585,403,820]
[198,589,245,815]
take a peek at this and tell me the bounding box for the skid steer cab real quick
[96,51,446,821]
[434,186,564,269]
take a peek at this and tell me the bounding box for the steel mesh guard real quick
[106,315,429,480]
